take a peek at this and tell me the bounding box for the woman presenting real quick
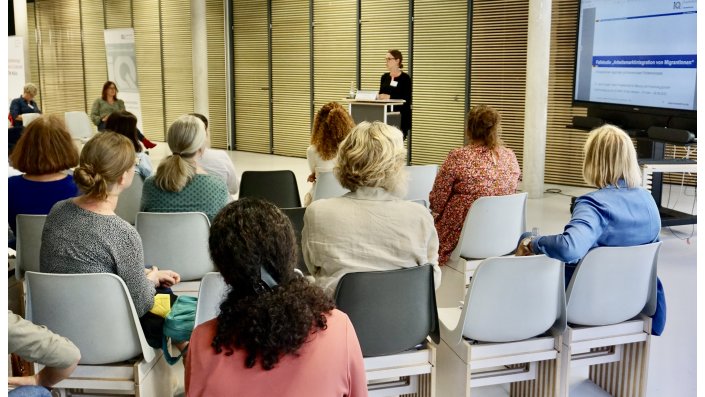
[90,81,156,148]
[378,49,411,139]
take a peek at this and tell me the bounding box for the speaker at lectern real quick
[343,93,405,131]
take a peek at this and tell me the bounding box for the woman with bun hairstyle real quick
[40,132,183,348]
[186,198,367,397]
[140,115,229,221]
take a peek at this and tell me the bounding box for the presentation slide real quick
[574,0,697,111]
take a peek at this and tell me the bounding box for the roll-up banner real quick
[8,36,26,107]
[104,28,144,132]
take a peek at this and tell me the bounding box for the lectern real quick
[343,99,405,130]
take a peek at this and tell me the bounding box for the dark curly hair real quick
[310,102,355,161]
[208,198,335,370]
[465,104,504,150]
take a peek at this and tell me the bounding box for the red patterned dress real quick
[429,144,521,265]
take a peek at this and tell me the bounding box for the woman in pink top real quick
[186,198,368,397]
[429,105,521,266]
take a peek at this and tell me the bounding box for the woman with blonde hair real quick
[304,102,355,205]
[9,83,42,127]
[429,105,521,265]
[40,132,182,348]
[140,114,229,221]
[302,121,440,294]
[516,124,665,335]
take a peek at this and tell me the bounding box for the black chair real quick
[239,170,301,208]
[281,207,309,276]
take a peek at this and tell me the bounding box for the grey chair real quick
[115,175,144,225]
[281,207,309,275]
[311,170,349,202]
[15,214,46,280]
[239,170,301,207]
[403,164,438,206]
[195,272,228,327]
[559,242,662,397]
[334,265,439,396]
[25,271,171,396]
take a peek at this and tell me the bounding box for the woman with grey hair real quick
[140,114,229,221]
[302,121,441,295]
[9,83,42,127]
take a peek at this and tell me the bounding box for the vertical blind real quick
[80,0,107,117]
[359,0,409,91]
[206,0,228,149]
[25,3,41,108]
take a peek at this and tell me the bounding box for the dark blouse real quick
[379,71,412,138]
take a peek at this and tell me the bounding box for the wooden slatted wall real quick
[411,0,467,165]
[271,0,311,157]
[206,0,228,149]
[360,0,409,91]
[312,0,357,111]
[232,0,271,153]
[26,3,41,108]
[160,0,194,132]
[104,0,131,28]
[80,0,107,116]
[132,1,166,140]
[469,1,528,168]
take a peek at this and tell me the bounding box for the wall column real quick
[13,0,31,82]
[522,0,552,198]
[192,0,209,118]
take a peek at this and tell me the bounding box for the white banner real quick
[104,28,143,132]
[8,36,26,106]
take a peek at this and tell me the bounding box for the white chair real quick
[334,265,439,397]
[404,164,438,206]
[195,272,228,326]
[115,175,144,225]
[437,192,527,308]
[25,272,172,396]
[436,255,566,397]
[311,170,349,201]
[559,243,662,397]
[14,214,47,280]
[21,112,41,126]
[135,212,215,296]
[64,111,95,143]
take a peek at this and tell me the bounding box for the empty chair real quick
[311,170,349,202]
[559,243,661,397]
[115,175,144,225]
[239,170,301,207]
[404,164,438,206]
[436,255,566,397]
[64,111,95,143]
[14,214,47,280]
[195,272,228,327]
[21,112,41,126]
[281,207,309,275]
[334,265,439,396]
[25,271,172,396]
[437,192,527,308]
[135,212,214,295]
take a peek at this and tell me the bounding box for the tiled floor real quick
[147,145,697,397]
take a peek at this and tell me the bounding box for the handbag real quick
[162,295,197,365]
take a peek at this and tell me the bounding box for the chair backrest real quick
[312,171,349,202]
[15,214,47,280]
[195,272,229,326]
[460,255,566,343]
[451,192,527,260]
[135,212,214,281]
[404,165,438,206]
[334,265,439,357]
[25,271,154,364]
[115,175,144,225]
[280,207,309,275]
[22,113,41,126]
[64,111,94,141]
[239,170,301,207]
[566,242,662,326]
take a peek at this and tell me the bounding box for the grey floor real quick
[146,145,697,397]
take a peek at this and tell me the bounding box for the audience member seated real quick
[190,113,240,195]
[186,198,367,397]
[40,132,183,348]
[9,83,42,128]
[303,102,355,205]
[429,105,521,265]
[140,115,230,221]
[516,124,666,335]
[302,121,441,294]
[8,310,81,396]
[105,110,152,179]
[8,115,79,248]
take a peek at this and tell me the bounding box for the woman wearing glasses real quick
[378,49,412,139]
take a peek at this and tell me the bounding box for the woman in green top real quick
[90,81,156,148]
[140,114,230,221]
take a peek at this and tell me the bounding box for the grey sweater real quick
[40,199,155,316]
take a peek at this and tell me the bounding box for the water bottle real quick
[349,81,356,99]
[531,227,539,238]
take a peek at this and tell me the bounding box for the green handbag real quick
[162,295,197,365]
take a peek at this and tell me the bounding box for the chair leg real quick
[136,353,174,397]
[588,340,650,397]
[436,340,471,397]
[509,358,561,397]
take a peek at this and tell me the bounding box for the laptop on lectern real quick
[354,90,378,100]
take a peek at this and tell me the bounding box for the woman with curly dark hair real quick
[185,198,368,397]
[304,101,355,205]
